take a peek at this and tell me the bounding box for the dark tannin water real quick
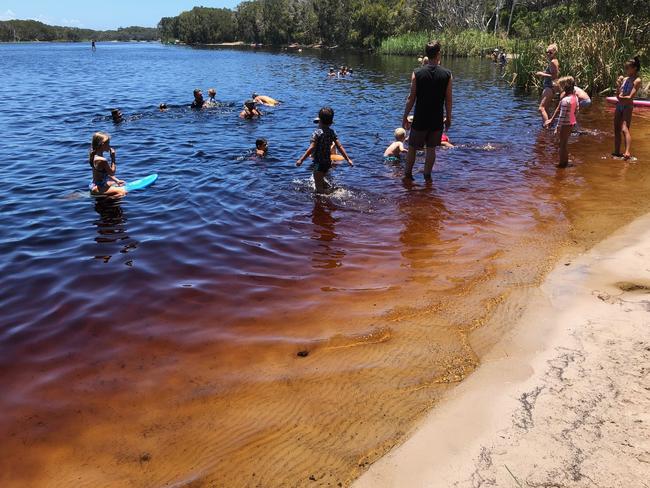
[1,43,649,487]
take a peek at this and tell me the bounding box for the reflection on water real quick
[0,43,649,487]
[92,198,132,263]
[311,197,344,269]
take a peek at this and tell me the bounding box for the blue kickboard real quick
[124,174,158,192]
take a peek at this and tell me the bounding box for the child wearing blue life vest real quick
[613,56,642,160]
[296,107,353,194]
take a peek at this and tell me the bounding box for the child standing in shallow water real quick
[89,132,126,196]
[614,56,642,160]
[555,78,579,168]
[296,107,353,194]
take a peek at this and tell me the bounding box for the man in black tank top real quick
[402,41,453,181]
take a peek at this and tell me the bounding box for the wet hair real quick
[561,76,575,94]
[625,56,641,73]
[394,128,406,140]
[245,99,256,109]
[252,93,259,99]
[193,88,202,97]
[208,88,216,97]
[111,109,122,122]
[317,106,334,125]
[159,103,167,109]
[557,76,575,92]
[256,138,267,149]
[89,132,110,168]
[425,41,441,59]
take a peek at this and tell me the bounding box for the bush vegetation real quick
[0,20,158,42]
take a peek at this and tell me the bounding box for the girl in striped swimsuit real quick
[555,78,578,168]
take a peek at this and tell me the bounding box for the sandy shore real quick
[354,213,650,487]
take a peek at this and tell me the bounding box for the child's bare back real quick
[383,128,407,158]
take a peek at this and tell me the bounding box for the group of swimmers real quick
[90,40,643,197]
[536,43,643,166]
[328,66,353,78]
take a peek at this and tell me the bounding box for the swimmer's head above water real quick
[111,108,123,123]
[244,99,256,110]
[208,88,216,98]
[255,138,268,156]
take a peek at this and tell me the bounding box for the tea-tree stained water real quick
[1,43,649,487]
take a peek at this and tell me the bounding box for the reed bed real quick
[507,23,644,95]
[379,30,512,57]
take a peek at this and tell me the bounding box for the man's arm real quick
[445,75,453,130]
[402,72,416,128]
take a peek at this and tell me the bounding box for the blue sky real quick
[0,1,240,30]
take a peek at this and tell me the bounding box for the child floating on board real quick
[384,128,408,161]
[296,107,353,194]
[252,93,280,106]
[613,56,642,160]
[88,132,127,196]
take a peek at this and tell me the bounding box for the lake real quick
[1,42,649,487]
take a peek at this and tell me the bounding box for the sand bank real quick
[354,213,650,487]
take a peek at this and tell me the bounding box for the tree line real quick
[0,20,158,42]
[157,0,650,48]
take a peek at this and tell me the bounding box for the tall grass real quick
[379,30,513,57]
[507,23,642,95]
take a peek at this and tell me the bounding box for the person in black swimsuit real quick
[402,41,453,181]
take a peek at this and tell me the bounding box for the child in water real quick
[240,100,262,119]
[546,76,591,129]
[88,132,126,196]
[206,88,217,106]
[296,107,353,194]
[255,138,268,157]
[554,77,579,168]
[613,56,642,159]
[252,93,280,106]
[384,128,408,160]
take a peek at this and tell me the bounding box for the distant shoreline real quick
[0,39,161,44]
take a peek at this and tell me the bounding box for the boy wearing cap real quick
[296,107,353,194]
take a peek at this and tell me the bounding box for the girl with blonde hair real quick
[535,43,560,126]
[88,132,126,196]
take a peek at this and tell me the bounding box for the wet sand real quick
[354,211,650,488]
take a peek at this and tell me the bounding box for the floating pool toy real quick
[124,173,158,192]
[89,173,158,195]
[606,97,650,108]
